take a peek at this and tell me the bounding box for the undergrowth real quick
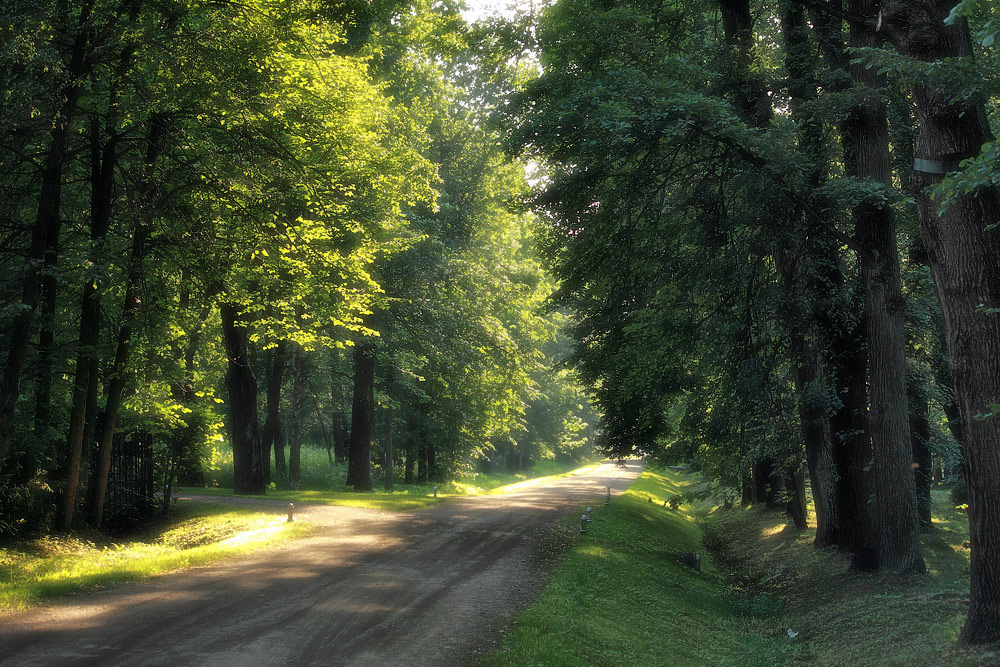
[706,488,998,666]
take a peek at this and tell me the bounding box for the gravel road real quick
[0,460,641,666]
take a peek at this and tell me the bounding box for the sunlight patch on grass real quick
[183,454,597,510]
[0,505,312,613]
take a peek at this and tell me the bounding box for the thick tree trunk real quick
[260,341,286,486]
[289,344,305,490]
[347,328,376,492]
[882,0,1000,642]
[844,0,923,573]
[221,304,264,495]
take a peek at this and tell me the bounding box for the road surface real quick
[0,460,641,666]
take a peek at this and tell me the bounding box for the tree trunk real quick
[908,374,933,527]
[330,349,349,465]
[404,436,415,484]
[779,0,845,549]
[347,327,376,492]
[62,116,116,528]
[79,224,146,528]
[785,463,809,530]
[881,0,1000,642]
[843,0,923,574]
[384,407,394,491]
[274,422,287,475]
[0,1,94,475]
[289,344,305,490]
[426,440,436,482]
[260,341,286,486]
[84,109,164,528]
[221,303,264,495]
[829,307,880,569]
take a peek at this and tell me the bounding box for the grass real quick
[487,469,793,666]
[705,487,999,666]
[0,502,312,613]
[181,448,595,511]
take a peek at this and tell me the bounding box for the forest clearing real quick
[2,0,1000,663]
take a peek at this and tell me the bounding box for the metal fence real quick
[104,431,155,530]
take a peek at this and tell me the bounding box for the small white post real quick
[287,503,294,523]
[605,485,611,505]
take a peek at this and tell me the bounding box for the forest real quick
[2,0,1000,653]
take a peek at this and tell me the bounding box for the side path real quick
[0,461,642,667]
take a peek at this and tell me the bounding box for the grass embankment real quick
[707,488,996,666]
[181,448,594,511]
[489,469,792,666]
[0,502,311,613]
[491,471,993,666]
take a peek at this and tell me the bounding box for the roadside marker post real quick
[605,485,611,505]
[287,503,295,523]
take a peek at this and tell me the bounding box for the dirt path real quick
[0,460,641,666]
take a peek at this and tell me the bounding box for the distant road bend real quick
[0,460,642,666]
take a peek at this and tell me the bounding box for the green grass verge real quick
[487,469,793,666]
[182,450,596,510]
[0,503,312,613]
[706,488,999,665]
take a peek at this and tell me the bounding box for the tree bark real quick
[78,225,146,528]
[383,406,394,491]
[260,341,286,486]
[780,0,845,549]
[843,0,923,573]
[289,344,305,490]
[347,325,376,492]
[62,116,115,527]
[881,0,1000,641]
[908,373,933,527]
[0,1,94,475]
[786,463,809,530]
[221,303,264,495]
[83,109,164,528]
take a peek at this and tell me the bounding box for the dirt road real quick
[0,460,641,666]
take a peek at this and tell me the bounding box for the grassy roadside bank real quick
[490,469,995,666]
[488,469,792,666]
[0,502,311,613]
[708,489,996,666]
